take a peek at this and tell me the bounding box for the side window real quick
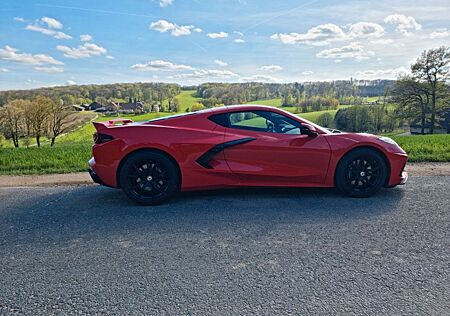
[228,111,302,134]
[229,112,268,130]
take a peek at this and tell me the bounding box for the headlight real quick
[378,136,398,146]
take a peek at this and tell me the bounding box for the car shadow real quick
[0,184,406,246]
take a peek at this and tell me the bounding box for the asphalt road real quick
[0,177,449,315]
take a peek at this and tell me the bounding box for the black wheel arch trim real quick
[196,137,256,169]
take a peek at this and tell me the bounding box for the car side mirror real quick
[300,123,318,137]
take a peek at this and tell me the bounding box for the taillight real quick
[93,132,114,144]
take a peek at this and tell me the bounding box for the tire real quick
[119,151,180,205]
[335,148,388,198]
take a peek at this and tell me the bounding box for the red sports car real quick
[89,105,408,205]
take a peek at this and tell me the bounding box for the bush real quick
[191,102,205,111]
[316,112,334,127]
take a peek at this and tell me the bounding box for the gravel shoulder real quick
[0,162,449,187]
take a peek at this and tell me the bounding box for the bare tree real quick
[48,99,73,146]
[411,46,450,133]
[30,96,52,147]
[0,100,26,147]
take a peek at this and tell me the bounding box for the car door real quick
[222,110,331,185]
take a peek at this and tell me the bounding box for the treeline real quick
[0,82,181,111]
[196,80,394,109]
[282,95,339,112]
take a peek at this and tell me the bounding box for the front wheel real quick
[119,151,180,205]
[335,148,388,198]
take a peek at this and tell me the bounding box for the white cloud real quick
[214,59,228,67]
[207,32,229,39]
[260,65,283,72]
[0,45,63,65]
[57,43,107,59]
[355,67,408,79]
[25,17,71,39]
[234,31,244,37]
[66,80,76,85]
[150,20,195,37]
[131,60,194,71]
[25,25,72,39]
[384,14,422,36]
[106,55,115,60]
[194,28,203,33]
[234,39,245,43]
[302,71,314,75]
[348,22,384,38]
[34,66,64,73]
[159,0,173,7]
[40,17,63,29]
[271,23,346,46]
[13,17,25,22]
[0,68,9,73]
[173,69,238,79]
[241,75,281,83]
[430,28,450,39]
[316,42,374,60]
[80,34,93,42]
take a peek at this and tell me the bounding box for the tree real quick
[30,96,52,147]
[168,97,180,112]
[0,100,25,147]
[48,99,73,146]
[411,46,450,133]
[393,76,430,134]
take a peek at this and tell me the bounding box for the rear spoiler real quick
[93,118,134,131]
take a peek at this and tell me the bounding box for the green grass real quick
[176,90,203,112]
[392,134,450,162]
[0,142,92,175]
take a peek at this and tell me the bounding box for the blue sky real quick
[0,0,449,90]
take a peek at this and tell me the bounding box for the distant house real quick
[410,123,433,135]
[86,101,105,111]
[410,110,450,134]
[106,100,145,114]
[119,101,145,114]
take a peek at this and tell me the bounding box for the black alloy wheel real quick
[335,148,388,197]
[119,151,180,205]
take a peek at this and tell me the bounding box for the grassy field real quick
[176,90,203,112]
[0,142,91,175]
[392,134,450,162]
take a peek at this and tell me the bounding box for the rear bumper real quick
[88,166,104,185]
[88,157,116,188]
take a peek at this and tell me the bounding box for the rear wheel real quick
[119,151,180,205]
[335,148,388,198]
